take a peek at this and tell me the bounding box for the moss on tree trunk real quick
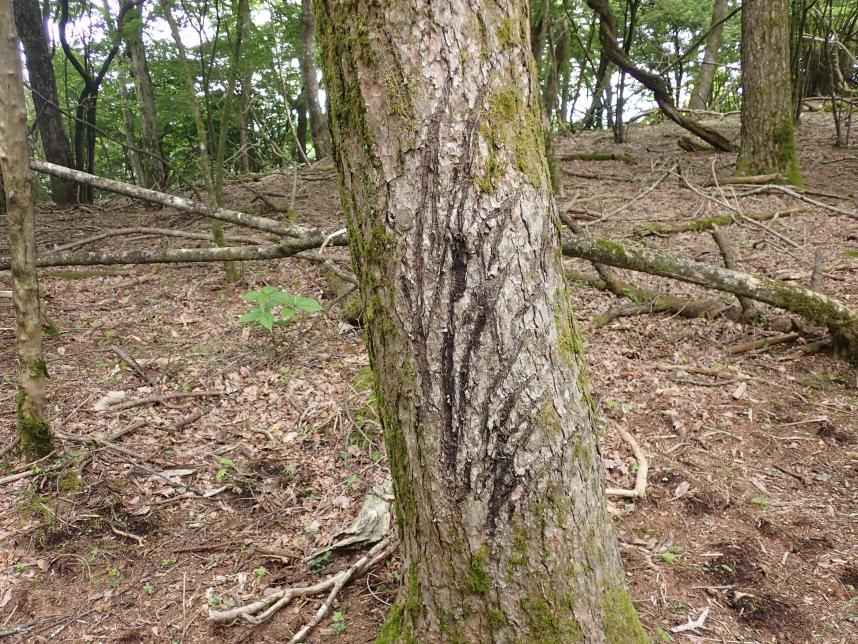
[314,1,646,641]
[736,0,802,185]
[1,3,54,461]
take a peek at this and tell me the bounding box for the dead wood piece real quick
[49,227,267,254]
[712,229,756,316]
[727,332,800,355]
[631,208,802,238]
[810,249,825,293]
[0,229,348,270]
[105,390,221,412]
[567,269,730,326]
[678,135,713,152]
[562,234,858,362]
[605,426,648,499]
[705,173,786,187]
[111,346,159,390]
[558,151,637,164]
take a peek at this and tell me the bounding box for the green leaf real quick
[241,289,263,302]
[292,295,324,313]
[259,310,275,331]
[239,309,262,323]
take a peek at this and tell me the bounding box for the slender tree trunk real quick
[300,0,331,159]
[583,51,612,129]
[12,0,77,205]
[118,74,145,184]
[160,0,239,282]
[737,0,802,184]
[314,1,646,641]
[687,0,729,111]
[1,1,53,461]
[123,2,166,188]
[238,0,254,174]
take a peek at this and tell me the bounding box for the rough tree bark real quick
[687,0,729,111]
[12,0,78,205]
[314,1,646,641]
[122,1,166,188]
[1,0,53,460]
[300,0,331,159]
[737,0,802,184]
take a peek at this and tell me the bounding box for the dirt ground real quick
[1,112,857,643]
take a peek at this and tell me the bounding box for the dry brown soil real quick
[1,113,857,642]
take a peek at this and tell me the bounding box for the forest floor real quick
[1,112,857,643]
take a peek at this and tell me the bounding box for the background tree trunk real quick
[314,1,646,641]
[122,2,166,188]
[688,0,729,111]
[737,0,802,184]
[299,0,331,159]
[13,0,78,205]
[1,0,53,461]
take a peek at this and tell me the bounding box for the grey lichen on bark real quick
[314,1,646,641]
[1,0,54,461]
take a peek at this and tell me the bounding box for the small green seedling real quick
[216,458,234,482]
[239,286,323,340]
[332,610,347,634]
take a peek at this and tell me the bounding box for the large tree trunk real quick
[1,1,53,461]
[687,0,729,111]
[12,0,78,206]
[300,0,331,159]
[123,2,166,188]
[737,0,802,184]
[314,1,646,641]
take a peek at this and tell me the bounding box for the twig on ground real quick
[605,426,648,499]
[110,346,160,390]
[671,606,710,633]
[104,390,221,412]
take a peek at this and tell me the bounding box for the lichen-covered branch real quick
[0,230,347,270]
[562,235,858,361]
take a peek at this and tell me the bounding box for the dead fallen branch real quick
[728,332,801,355]
[631,208,802,238]
[562,235,858,361]
[30,160,291,236]
[558,151,637,164]
[208,536,395,634]
[567,269,730,326]
[0,230,348,270]
[705,173,786,187]
[48,227,267,253]
[104,390,221,412]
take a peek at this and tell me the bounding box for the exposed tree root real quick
[208,537,395,637]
